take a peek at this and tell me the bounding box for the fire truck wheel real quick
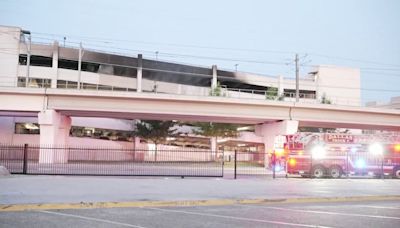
[328,165,343,178]
[311,165,326,178]
[393,167,400,179]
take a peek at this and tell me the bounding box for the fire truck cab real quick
[284,133,400,178]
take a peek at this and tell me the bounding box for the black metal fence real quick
[0,144,224,177]
[2,144,399,179]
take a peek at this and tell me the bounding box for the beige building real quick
[0,25,364,148]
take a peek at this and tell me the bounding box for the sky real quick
[0,0,399,104]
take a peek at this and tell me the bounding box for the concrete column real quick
[38,110,71,163]
[278,75,284,96]
[134,137,141,150]
[137,54,143,92]
[211,65,218,89]
[210,137,217,160]
[255,120,299,166]
[51,41,59,88]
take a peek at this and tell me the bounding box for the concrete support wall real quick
[255,120,299,166]
[211,65,217,89]
[51,41,59,88]
[38,110,71,163]
[137,54,142,92]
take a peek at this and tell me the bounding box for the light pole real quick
[22,30,31,87]
[234,64,239,72]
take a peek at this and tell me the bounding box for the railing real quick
[0,144,224,177]
[1,144,399,179]
[0,75,362,106]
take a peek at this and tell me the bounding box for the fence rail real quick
[1,145,399,179]
[0,144,223,177]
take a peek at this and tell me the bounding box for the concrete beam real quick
[0,87,400,130]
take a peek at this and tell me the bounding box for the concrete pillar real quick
[134,137,141,150]
[278,75,284,97]
[255,120,299,166]
[137,54,143,92]
[38,110,71,163]
[211,65,218,89]
[51,41,59,88]
[210,137,217,160]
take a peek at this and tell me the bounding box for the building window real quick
[58,59,79,70]
[57,80,77,89]
[19,54,52,67]
[17,77,51,88]
[15,123,40,134]
[283,89,316,99]
[58,59,100,73]
[70,126,132,142]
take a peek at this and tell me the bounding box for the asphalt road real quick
[1,200,399,228]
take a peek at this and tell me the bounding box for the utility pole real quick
[78,42,82,89]
[295,53,299,102]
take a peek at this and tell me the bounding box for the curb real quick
[1,195,400,212]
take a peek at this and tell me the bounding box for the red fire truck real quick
[284,133,400,178]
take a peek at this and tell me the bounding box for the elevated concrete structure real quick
[1,87,399,131]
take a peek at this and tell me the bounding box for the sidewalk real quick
[1,175,400,206]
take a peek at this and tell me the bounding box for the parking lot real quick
[1,200,399,228]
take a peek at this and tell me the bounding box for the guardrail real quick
[0,144,224,177]
[0,75,363,106]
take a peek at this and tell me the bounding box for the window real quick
[19,54,52,67]
[17,77,51,88]
[15,123,40,134]
[57,80,77,89]
[58,59,78,70]
[70,126,132,142]
[283,89,316,99]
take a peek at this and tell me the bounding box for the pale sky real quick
[0,0,399,104]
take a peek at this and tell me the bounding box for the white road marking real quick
[145,207,333,228]
[242,205,400,220]
[38,210,147,228]
[353,205,400,210]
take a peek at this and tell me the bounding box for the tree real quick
[265,87,278,100]
[321,93,332,104]
[192,122,239,152]
[132,120,178,161]
[209,82,225,96]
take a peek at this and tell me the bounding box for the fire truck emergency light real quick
[368,143,383,156]
[355,159,366,169]
[311,145,326,159]
[394,144,400,152]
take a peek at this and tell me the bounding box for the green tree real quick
[133,120,178,161]
[265,87,278,100]
[321,93,332,104]
[209,82,224,96]
[192,122,239,152]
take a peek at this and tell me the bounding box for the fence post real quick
[222,147,225,178]
[272,151,276,179]
[381,156,384,179]
[346,150,349,178]
[234,149,237,179]
[23,144,28,174]
[310,152,313,179]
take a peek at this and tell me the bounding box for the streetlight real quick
[234,64,239,72]
[21,30,31,87]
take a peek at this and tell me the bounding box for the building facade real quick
[0,25,362,149]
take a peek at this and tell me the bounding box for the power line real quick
[31,31,400,68]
